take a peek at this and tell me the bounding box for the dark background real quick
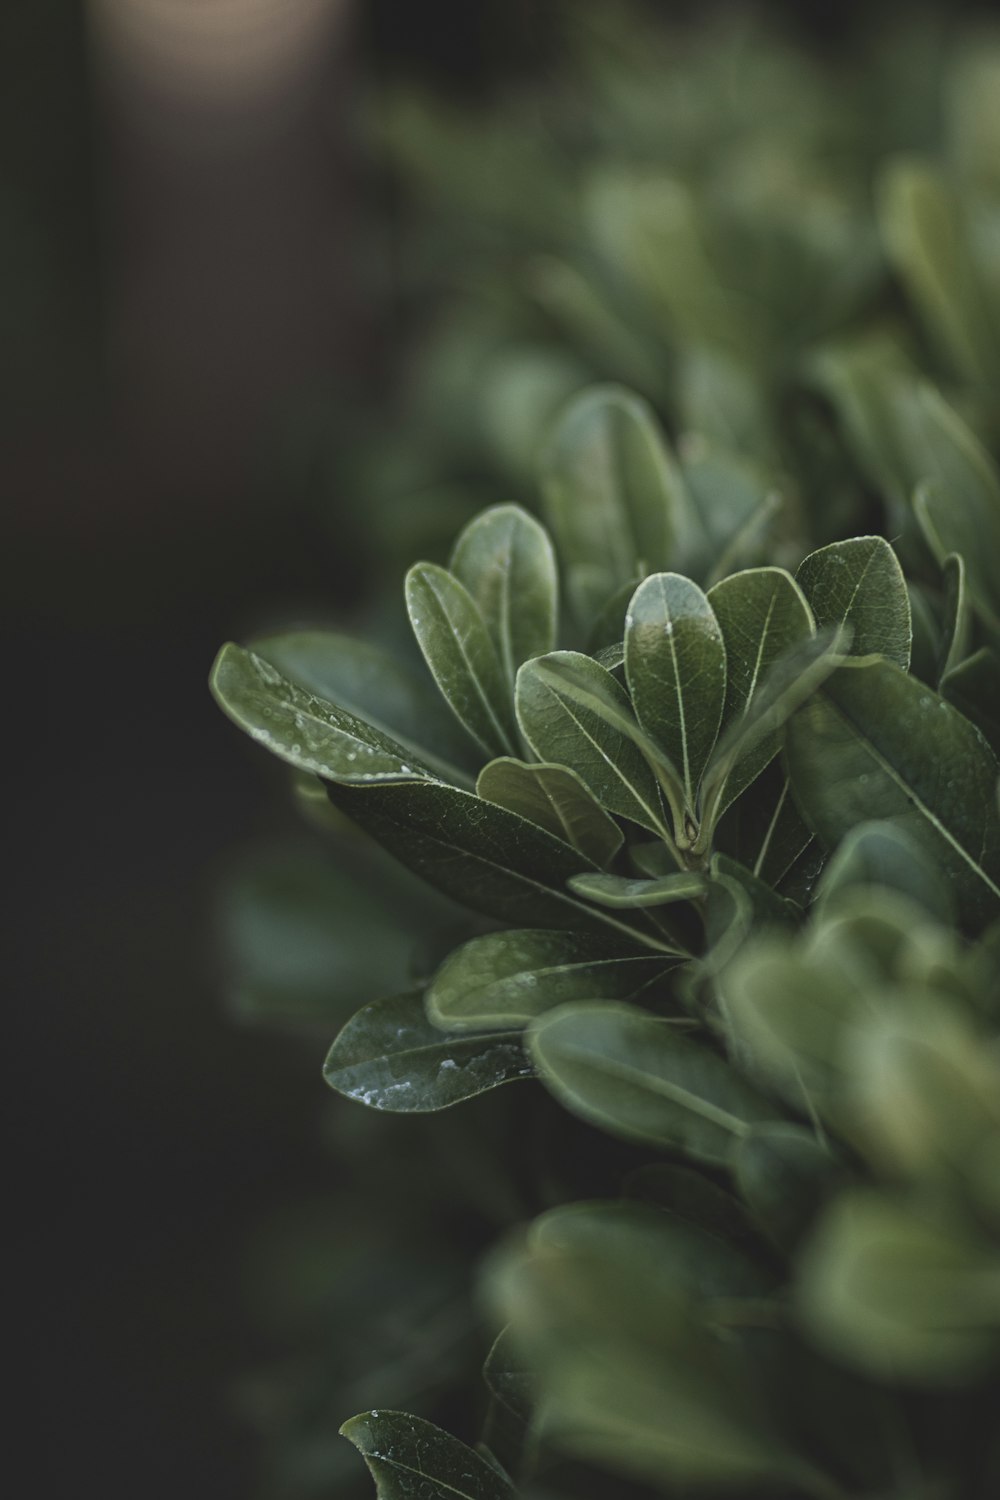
[4,3,978,1497]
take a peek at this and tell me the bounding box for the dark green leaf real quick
[785,657,1000,928]
[426,930,670,1032]
[450,504,558,691]
[482,1329,534,1426]
[405,563,518,757]
[529,1001,776,1163]
[734,1123,844,1254]
[706,566,813,813]
[340,1410,514,1499]
[625,571,726,822]
[539,384,695,623]
[323,992,533,1111]
[623,1164,757,1247]
[941,648,1000,755]
[210,644,438,783]
[939,552,972,683]
[516,652,670,836]
[567,871,706,909]
[477,757,623,866]
[795,536,910,669]
[817,820,955,921]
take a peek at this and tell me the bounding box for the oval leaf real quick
[528,1001,776,1164]
[323,992,533,1112]
[450,504,558,691]
[795,536,910,669]
[405,563,518,757]
[567,872,706,909]
[477,757,623,867]
[625,572,726,814]
[340,1410,514,1499]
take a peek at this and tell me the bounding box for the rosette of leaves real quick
[213,373,1000,1497]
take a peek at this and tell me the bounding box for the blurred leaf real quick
[340,1410,514,1498]
[426,929,671,1032]
[323,991,532,1112]
[941,647,1000,755]
[734,1123,844,1255]
[529,1001,775,1163]
[817,819,955,921]
[939,552,972,683]
[476,758,623,867]
[405,563,518,757]
[450,504,558,693]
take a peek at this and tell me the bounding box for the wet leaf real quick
[340,1409,514,1498]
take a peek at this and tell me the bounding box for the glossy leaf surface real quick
[340,1410,514,1499]
[450,503,558,691]
[476,757,623,866]
[795,536,910,669]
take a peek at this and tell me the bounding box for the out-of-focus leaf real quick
[941,648,1000,755]
[449,504,557,692]
[734,1123,844,1255]
[785,657,1000,929]
[426,929,671,1032]
[939,552,972,683]
[529,1001,775,1164]
[476,757,623,866]
[340,1410,514,1498]
[405,563,518,757]
[323,991,533,1111]
[795,536,910,669]
[817,819,955,921]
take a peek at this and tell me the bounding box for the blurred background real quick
[7,2,996,1497]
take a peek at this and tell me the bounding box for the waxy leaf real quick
[323,991,532,1111]
[706,566,813,813]
[426,929,671,1032]
[251,629,477,780]
[625,572,726,814]
[327,780,668,946]
[516,652,669,835]
[477,757,623,867]
[210,644,437,783]
[785,657,1000,929]
[340,1410,514,1499]
[539,384,694,623]
[795,536,910,669]
[405,563,518,757]
[567,871,706,909]
[529,1001,776,1164]
[450,504,557,691]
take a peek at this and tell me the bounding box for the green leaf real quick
[795,536,911,669]
[796,1191,1000,1384]
[210,644,438,783]
[340,1410,514,1499]
[623,1164,756,1247]
[326,780,668,945]
[251,629,477,780]
[939,552,972,683]
[734,1123,844,1255]
[878,157,997,385]
[902,386,1000,630]
[482,1329,533,1426]
[477,758,623,867]
[539,384,695,623]
[567,871,706,909]
[698,628,849,844]
[817,820,955,922]
[941,648,1000,755]
[528,1001,776,1164]
[426,930,671,1032]
[323,991,533,1111]
[450,504,558,692]
[706,566,814,813]
[625,572,726,817]
[515,652,669,835]
[785,657,1000,929]
[405,563,518,757]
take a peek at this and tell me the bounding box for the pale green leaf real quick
[450,504,557,691]
[477,757,623,867]
[567,871,706,909]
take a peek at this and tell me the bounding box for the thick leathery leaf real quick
[795,536,911,669]
[785,657,1000,929]
[340,1410,514,1499]
[326,780,669,946]
[817,820,955,921]
[477,757,623,866]
[941,648,1000,755]
[796,1191,1000,1384]
[516,652,671,835]
[707,567,813,812]
[210,644,438,783]
[539,384,695,623]
[625,572,726,813]
[567,872,706,909]
[426,929,671,1032]
[251,629,477,779]
[450,504,557,690]
[405,563,518,757]
[734,1124,845,1254]
[528,1001,776,1163]
[323,992,532,1111]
